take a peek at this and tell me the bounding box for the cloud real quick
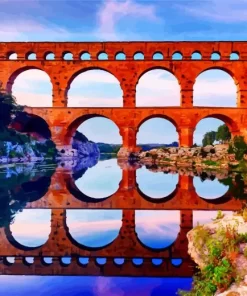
[95,0,161,40]
[175,0,247,23]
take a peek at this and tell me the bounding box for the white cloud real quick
[95,0,161,40]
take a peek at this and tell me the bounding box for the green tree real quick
[0,83,23,131]
[228,136,247,160]
[216,124,231,144]
[202,131,216,146]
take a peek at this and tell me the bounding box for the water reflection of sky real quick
[75,159,122,198]
[193,176,229,199]
[137,167,178,198]
[0,276,192,296]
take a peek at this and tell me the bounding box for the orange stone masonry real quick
[0,41,247,155]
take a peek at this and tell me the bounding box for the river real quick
[0,157,245,296]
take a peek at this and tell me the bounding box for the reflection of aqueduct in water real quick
[0,41,245,276]
[1,41,247,155]
[0,165,242,277]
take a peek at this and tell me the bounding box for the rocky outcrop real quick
[136,144,237,169]
[187,212,247,295]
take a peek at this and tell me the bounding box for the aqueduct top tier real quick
[1,41,247,108]
[2,41,247,149]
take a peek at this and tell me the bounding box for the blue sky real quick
[1,0,242,144]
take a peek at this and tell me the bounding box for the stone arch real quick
[134,52,144,60]
[115,52,126,60]
[172,51,183,60]
[63,51,73,60]
[44,51,55,60]
[137,114,179,131]
[97,52,108,60]
[136,68,180,107]
[193,114,239,146]
[8,209,51,249]
[67,68,123,107]
[193,68,237,107]
[211,52,221,60]
[230,52,240,60]
[65,113,121,145]
[25,52,36,60]
[80,51,91,60]
[7,51,18,60]
[193,175,229,200]
[66,210,122,249]
[153,52,163,60]
[191,51,202,60]
[7,66,52,107]
[135,210,180,249]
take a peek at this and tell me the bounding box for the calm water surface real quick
[0,157,244,296]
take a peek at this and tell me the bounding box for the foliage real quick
[178,215,247,296]
[0,87,23,130]
[216,124,231,143]
[202,131,216,146]
[202,124,231,146]
[228,136,247,161]
[202,160,218,166]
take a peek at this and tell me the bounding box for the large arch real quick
[193,69,237,107]
[67,69,123,107]
[65,114,121,145]
[193,114,239,146]
[135,210,180,249]
[7,67,52,107]
[8,209,51,249]
[66,209,122,249]
[136,68,180,107]
[137,116,179,146]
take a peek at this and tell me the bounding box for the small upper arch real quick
[80,51,91,60]
[134,51,144,60]
[25,51,37,60]
[191,51,202,60]
[172,51,183,60]
[63,51,73,60]
[44,51,55,60]
[115,52,126,60]
[153,52,164,60]
[7,51,18,60]
[230,52,240,60]
[97,51,108,60]
[211,51,221,60]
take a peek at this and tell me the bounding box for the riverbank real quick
[134,144,242,170]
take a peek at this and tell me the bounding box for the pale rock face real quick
[187,213,247,296]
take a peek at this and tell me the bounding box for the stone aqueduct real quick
[1,41,247,153]
[0,41,246,276]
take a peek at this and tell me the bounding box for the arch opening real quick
[67,69,123,107]
[136,210,180,249]
[63,52,73,60]
[9,209,51,248]
[26,52,36,60]
[66,210,122,248]
[136,69,180,107]
[115,52,126,60]
[44,52,55,60]
[8,52,18,60]
[98,52,108,60]
[193,69,237,107]
[153,52,163,60]
[9,68,52,107]
[211,52,220,60]
[230,52,239,60]
[172,52,183,60]
[80,52,91,60]
[134,52,144,60]
[191,52,202,60]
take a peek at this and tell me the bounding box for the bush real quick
[228,136,247,161]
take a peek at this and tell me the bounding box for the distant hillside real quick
[96,142,179,154]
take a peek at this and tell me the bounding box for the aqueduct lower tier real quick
[25,106,247,154]
[0,41,247,151]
